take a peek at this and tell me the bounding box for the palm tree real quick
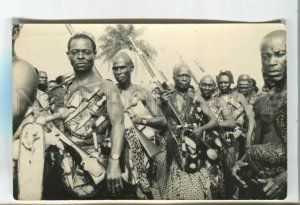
[97,24,157,63]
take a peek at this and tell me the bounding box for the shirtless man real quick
[36,33,125,199]
[216,71,255,153]
[237,74,257,105]
[160,63,217,199]
[233,30,287,199]
[12,24,38,133]
[200,75,236,129]
[199,75,236,199]
[111,49,167,199]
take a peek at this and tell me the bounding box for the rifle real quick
[128,37,217,170]
[124,100,161,158]
[46,124,105,185]
[35,90,106,185]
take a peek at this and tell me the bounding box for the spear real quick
[194,60,205,73]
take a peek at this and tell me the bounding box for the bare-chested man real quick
[160,63,217,199]
[35,33,125,199]
[199,75,236,199]
[111,49,167,199]
[216,71,255,154]
[12,24,38,133]
[232,30,287,199]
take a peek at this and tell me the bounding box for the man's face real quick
[67,38,95,73]
[217,75,231,93]
[200,77,215,98]
[173,67,191,91]
[112,55,133,84]
[237,80,251,96]
[38,72,48,86]
[261,36,286,83]
[47,81,58,90]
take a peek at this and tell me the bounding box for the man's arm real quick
[13,60,38,133]
[131,88,167,131]
[238,93,255,149]
[104,84,125,195]
[194,94,218,133]
[217,97,236,128]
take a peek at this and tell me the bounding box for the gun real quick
[128,37,217,168]
[47,124,106,185]
[125,101,161,158]
[35,93,106,185]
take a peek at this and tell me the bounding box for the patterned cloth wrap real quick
[241,91,287,199]
[161,91,212,199]
[123,128,151,194]
[205,99,227,199]
[120,90,154,197]
[50,86,111,199]
[220,93,246,155]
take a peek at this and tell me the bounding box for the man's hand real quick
[131,116,143,125]
[161,90,172,102]
[258,172,287,199]
[193,126,203,137]
[232,158,248,188]
[106,158,123,196]
[35,115,48,125]
[45,131,65,150]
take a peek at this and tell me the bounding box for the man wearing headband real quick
[111,49,167,199]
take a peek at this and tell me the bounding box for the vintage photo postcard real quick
[12,22,287,200]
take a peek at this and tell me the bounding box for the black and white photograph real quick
[12,23,287,200]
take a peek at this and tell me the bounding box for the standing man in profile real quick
[233,30,287,199]
[12,24,38,133]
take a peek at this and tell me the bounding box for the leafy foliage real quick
[97,24,157,63]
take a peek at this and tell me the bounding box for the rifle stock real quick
[49,124,105,184]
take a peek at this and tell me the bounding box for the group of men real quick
[13,24,287,200]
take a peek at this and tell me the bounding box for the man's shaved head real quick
[173,63,191,76]
[113,52,134,67]
[199,74,216,98]
[260,30,286,84]
[200,75,216,86]
[260,30,286,52]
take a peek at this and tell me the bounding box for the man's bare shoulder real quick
[13,59,36,73]
[13,59,38,88]
[194,92,206,104]
[214,96,225,106]
[98,79,119,94]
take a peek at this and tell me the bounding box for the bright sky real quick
[15,23,285,89]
